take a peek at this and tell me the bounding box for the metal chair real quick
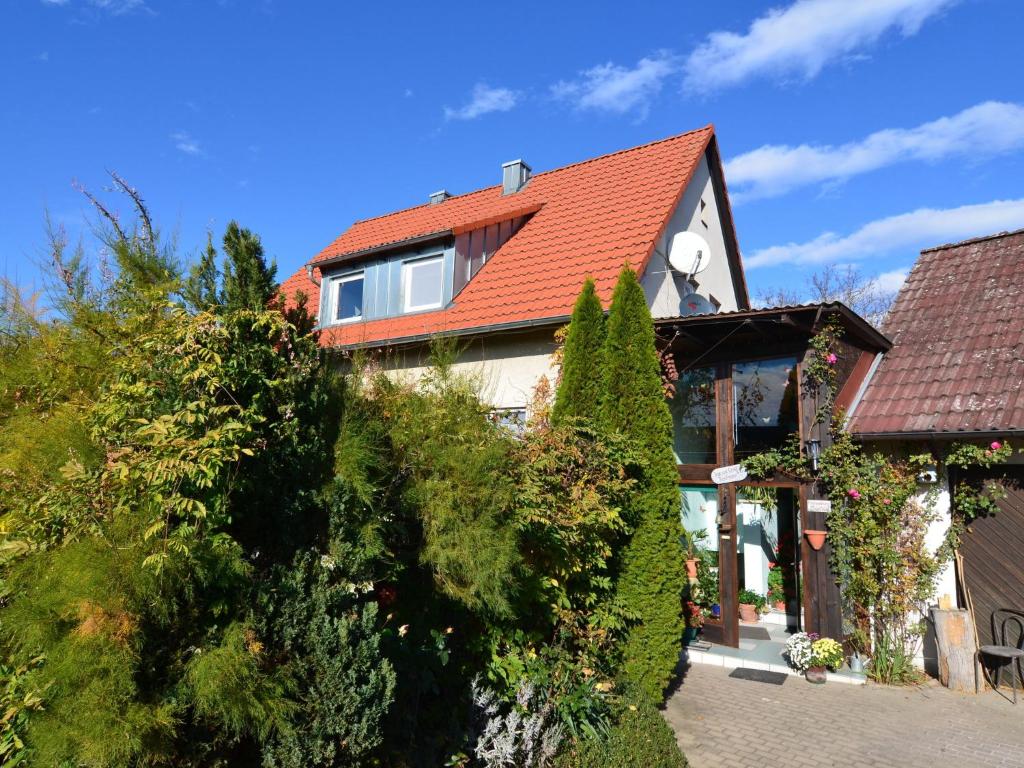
[978,609,1024,703]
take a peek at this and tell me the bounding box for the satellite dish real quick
[668,231,712,277]
[679,293,717,317]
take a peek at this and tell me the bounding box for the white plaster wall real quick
[924,479,957,606]
[368,330,559,411]
[641,152,740,317]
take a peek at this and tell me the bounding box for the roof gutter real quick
[851,428,1024,441]
[325,314,571,352]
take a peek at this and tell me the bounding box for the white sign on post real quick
[806,499,832,514]
[710,464,748,485]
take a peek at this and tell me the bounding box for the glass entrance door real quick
[736,486,802,633]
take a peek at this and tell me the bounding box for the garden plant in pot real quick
[785,632,845,683]
[683,527,708,581]
[767,563,786,611]
[737,588,766,623]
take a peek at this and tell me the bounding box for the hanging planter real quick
[804,529,828,550]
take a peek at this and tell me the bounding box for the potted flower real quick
[682,528,705,580]
[785,632,845,683]
[737,588,765,623]
[767,563,785,611]
[683,600,703,645]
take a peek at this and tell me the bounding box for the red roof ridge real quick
[526,123,714,180]
[344,124,715,230]
[920,226,1024,254]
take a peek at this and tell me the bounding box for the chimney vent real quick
[429,189,451,205]
[501,159,531,195]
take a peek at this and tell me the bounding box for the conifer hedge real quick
[599,266,686,702]
[551,278,605,424]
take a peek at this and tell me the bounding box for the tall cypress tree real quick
[222,221,278,312]
[552,278,605,424]
[600,264,686,702]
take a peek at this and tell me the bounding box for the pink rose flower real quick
[826,353,838,365]
[883,498,892,505]
[848,489,861,500]
[991,441,1002,451]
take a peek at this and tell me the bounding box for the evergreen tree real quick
[222,221,278,311]
[599,265,685,702]
[552,278,605,425]
[183,233,221,311]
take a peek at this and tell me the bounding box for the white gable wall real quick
[641,151,740,317]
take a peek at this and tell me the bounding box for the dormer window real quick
[332,271,364,323]
[402,255,443,312]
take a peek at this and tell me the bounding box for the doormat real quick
[728,668,788,685]
[739,625,771,641]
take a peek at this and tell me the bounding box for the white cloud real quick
[171,131,202,156]
[726,101,1024,201]
[746,199,1024,268]
[875,268,909,294]
[551,52,678,119]
[41,0,148,14]
[444,84,520,121]
[684,0,959,92]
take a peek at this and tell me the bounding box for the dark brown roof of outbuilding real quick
[850,229,1024,437]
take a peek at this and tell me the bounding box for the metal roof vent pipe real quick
[502,159,531,195]
[429,189,451,205]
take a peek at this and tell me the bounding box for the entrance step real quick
[682,647,866,685]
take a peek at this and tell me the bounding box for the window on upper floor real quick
[403,255,443,312]
[331,271,364,323]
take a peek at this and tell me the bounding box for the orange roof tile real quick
[281,125,729,347]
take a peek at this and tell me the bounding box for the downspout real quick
[306,264,321,287]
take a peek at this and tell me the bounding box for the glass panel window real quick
[732,356,799,461]
[669,367,717,464]
[680,486,718,552]
[403,256,444,311]
[489,408,527,435]
[333,272,364,322]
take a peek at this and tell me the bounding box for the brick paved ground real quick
[663,662,1024,768]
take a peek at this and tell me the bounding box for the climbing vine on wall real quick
[739,319,1018,679]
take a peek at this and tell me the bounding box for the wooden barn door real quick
[957,465,1024,647]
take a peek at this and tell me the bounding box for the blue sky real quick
[3,0,1023,301]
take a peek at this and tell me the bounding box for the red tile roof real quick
[850,229,1024,436]
[280,125,744,347]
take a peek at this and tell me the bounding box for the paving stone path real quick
[663,662,1024,768]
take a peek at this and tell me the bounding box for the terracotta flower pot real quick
[805,665,827,684]
[685,558,699,579]
[738,603,759,623]
[773,600,786,611]
[804,529,828,551]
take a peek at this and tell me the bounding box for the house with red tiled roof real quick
[848,229,1024,653]
[281,125,748,416]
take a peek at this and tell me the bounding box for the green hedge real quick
[554,699,687,768]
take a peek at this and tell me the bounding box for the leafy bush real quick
[260,554,396,768]
[554,697,687,768]
[470,678,564,767]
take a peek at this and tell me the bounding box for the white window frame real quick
[331,270,364,324]
[402,255,444,313]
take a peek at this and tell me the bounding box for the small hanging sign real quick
[806,499,832,514]
[710,464,747,485]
